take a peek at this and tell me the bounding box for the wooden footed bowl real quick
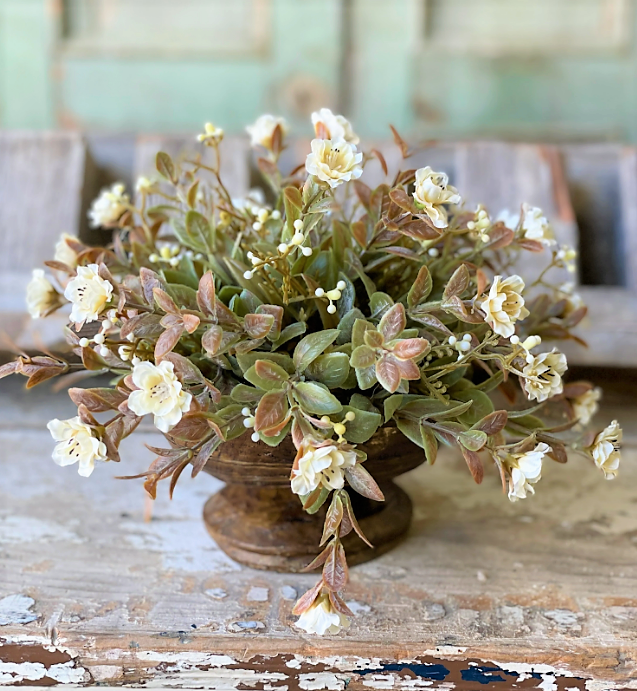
[202,428,423,572]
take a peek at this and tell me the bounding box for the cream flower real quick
[296,594,349,635]
[521,349,568,402]
[88,183,129,228]
[412,167,461,229]
[47,416,108,477]
[136,176,159,194]
[305,138,363,189]
[54,233,79,268]
[127,360,192,433]
[572,387,601,426]
[290,441,357,496]
[26,269,57,319]
[591,420,622,480]
[520,203,555,246]
[311,107,359,145]
[507,442,550,502]
[64,264,113,324]
[197,121,224,145]
[479,275,529,338]
[246,114,289,150]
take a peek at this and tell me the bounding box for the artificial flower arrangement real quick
[5,108,622,637]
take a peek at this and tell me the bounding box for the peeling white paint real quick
[0,660,85,684]
[346,600,371,614]
[247,587,269,602]
[299,672,345,690]
[0,594,37,626]
[136,651,236,667]
[362,673,395,689]
[0,515,82,545]
[422,646,467,657]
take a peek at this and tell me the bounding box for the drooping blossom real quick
[479,275,529,338]
[412,167,461,229]
[47,416,108,477]
[64,264,113,324]
[507,442,550,502]
[290,439,357,496]
[591,420,622,480]
[521,349,568,402]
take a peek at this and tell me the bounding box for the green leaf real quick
[341,406,381,444]
[236,351,295,375]
[369,292,394,319]
[455,389,495,426]
[421,426,438,465]
[305,353,350,388]
[351,318,374,349]
[303,487,331,514]
[396,417,426,449]
[383,394,403,423]
[166,284,199,311]
[458,429,488,451]
[230,384,262,403]
[349,394,379,413]
[350,345,376,369]
[293,330,339,372]
[186,210,212,251]
[257,420,292,447]
[156,151,176,182]
[355,365,377,390]
[294,381,343,415]
[508,414,545,430]
[336,308,365,345]
[244,364,286,391]
[273,321,307,350]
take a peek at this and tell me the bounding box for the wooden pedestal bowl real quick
[202,428,423,572]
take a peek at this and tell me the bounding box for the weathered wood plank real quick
[0,377,635,687]
[0,132,89,351]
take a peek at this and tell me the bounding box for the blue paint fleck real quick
[356,663,450,681]
[461,665,508,684]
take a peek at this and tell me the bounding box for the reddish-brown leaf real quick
[391,337,429,360]
[256,304,284,339]
[389,124,411,158]
[388,188,417,214]
[486,223,515,249]
[378,302,406,342]
[322,542,349,591]
[353,181,372,211]
[244,313,275,339]
[399,219,440,241]
[473,410,508,435]
[68,387,127,412]
[443,264,470,301]
[254,389,288,433]
[395,356,420,381]
[154,325,184,362]
[139,267,165,305]
[182,313,200,334]
[460,445,484,484]
[320,494,344,546]
[153,287,180,315]
[371,148,388,176]
[517,238,545,252]
[376,355,401,393]
[202,325,223,355]
[196,271,216,317]
[292,580,324,615]
[339,490,373,547]
[344,464,385,501]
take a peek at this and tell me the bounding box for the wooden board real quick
[0,131,90,352]
[0,376,636,688]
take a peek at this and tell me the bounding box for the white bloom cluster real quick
[65,264,113,325]
[479,275,529,339]
[290,441,357,496]
[47,417,108,477]
[507,442,550,502]
[197,121,224,145]
[296,594,349,635]
[520,203,555,246]
[26,269,57,319]
[591,420,621,480]
[572,388,601,426]
[521,349,567,402]
[246,114,289,150]
[88,183,129,228]
[306,138,363,189]
[311,107,359,145]
[127,360,192,433]
[412,167,461,229]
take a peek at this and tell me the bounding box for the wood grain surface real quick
[0,376,635,688]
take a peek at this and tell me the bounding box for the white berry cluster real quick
[315,280,347,314]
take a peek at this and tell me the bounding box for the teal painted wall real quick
[1,0,636,142]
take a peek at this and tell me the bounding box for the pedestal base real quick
[203,481,412,572]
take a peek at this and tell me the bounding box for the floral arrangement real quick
[5,108,622,637]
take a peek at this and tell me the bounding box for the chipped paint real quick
[248,587,270,602]
[0,595,37,626]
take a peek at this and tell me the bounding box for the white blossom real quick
[54,233,79,268]
[246,114,289,150]
[522,349,568,402]
[496,209,520,230]
[47,416,107,477]
[26,269,57,319]
[305,138,362,189]
[311,107,359,145]
[572,387,601,426]
[412,167,461,229]
[136,176,159,194]
[507,442,550,502]
[295,594,349,635]
[479,275,529,338]
[290,441,357,496]
[197,121,224,145]
[591,420,622,480]
[88,183,129,228]
[520,203,555,246]
[64,264,113,324]
[127,360,192,433]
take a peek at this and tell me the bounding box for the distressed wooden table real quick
[0,376,635,689]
